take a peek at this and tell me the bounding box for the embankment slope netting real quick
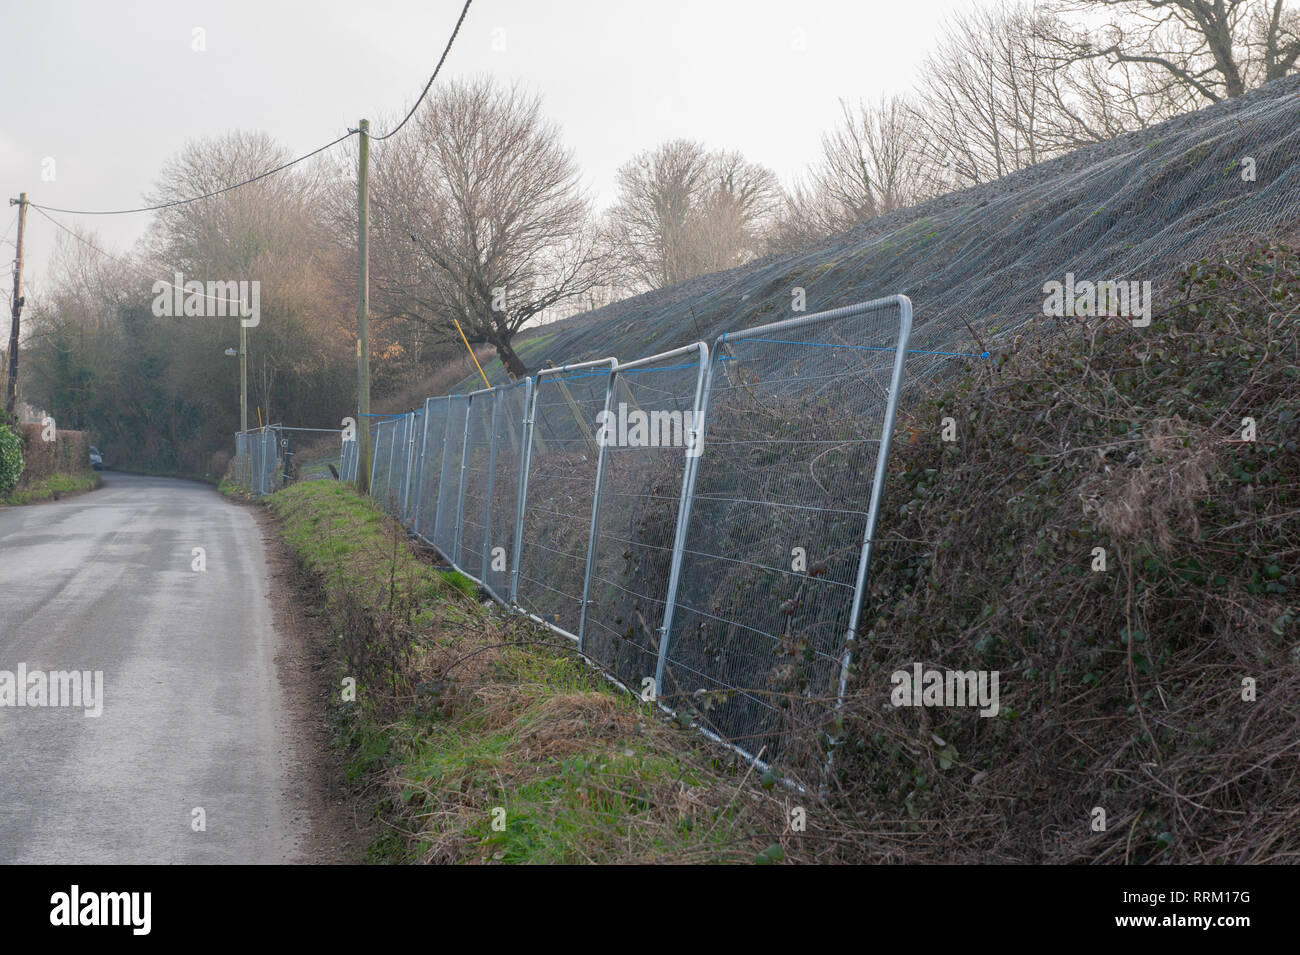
[462,74,1300,398]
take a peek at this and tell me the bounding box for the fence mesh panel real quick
[458,391,496,579]
[661,300,913,770]
[370,419,392,510]
[391,412,414,522]
[402,411,422,526]
[387,415,410,516]
[486,380,529,602]
[414,398,449,542]
[434,396,470,561]
[582,348,705,692]
[234,428,282,495]
[515,362,613,639]
[339,436,357,485]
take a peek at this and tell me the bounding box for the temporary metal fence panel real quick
[385,415,409,516]
[234,433,248,489]
[234,427,281,496]
[580,344,708,693]
[340,436,358,484]
[513,359,615,641]
[400,411,421,526]
[457,389,496,580]
[370,419,391,507]
[658,296,913,770]
[378,415,406,516]
[433,395,471,562]
[263,297,915,776]
[486,379,530,603]
[414,397,450,542]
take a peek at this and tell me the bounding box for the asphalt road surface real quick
[0,473,304,863]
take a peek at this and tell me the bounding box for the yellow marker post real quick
[454,318,491,388]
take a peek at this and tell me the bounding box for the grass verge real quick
[1,471,101,506]
[266,480,792,864]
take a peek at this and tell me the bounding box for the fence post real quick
[651,342,711,696]
[576,367,616,652]
[836,296,913,713]
[385,417,400,513]
[453,394,473,568]
[412,399,433,537]
[432,403,453,549]
[480,390,501,582]
[509,378,535,606]
[368,421,380,495]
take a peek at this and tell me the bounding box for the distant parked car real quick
[89,446,103,470]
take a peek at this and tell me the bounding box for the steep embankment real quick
[451,75,1300,392]
[820,242,1298,863]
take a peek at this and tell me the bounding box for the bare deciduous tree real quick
[369,77,603,380]
[815,95,938,224]
[911,1,1192,186]
[1046,0,1300,103]
[607,140,779,290]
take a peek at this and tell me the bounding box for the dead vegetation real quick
[810,240,1300,862]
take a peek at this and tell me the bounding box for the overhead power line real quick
[25,0,474,216]
[29,132,357,217]
[31,205,239,305]
[372,0,473,141]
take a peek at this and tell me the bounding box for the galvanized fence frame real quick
[232,425,284,496]
[512,358,616,642]
[656,295,913,767]
[578,342,709,696]
[253,296,914,773]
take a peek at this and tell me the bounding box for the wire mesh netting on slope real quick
[457,75,1300,399]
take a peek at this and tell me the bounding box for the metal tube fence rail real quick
[307,296,922,776]
[232,425,284,496]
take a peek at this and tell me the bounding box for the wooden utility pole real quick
[356,119,371,493]
[240,319,248,434]
[5,193,28,418]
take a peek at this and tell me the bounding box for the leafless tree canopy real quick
[606,139,780,291]
[369,77,604,379]
[1046,0,1300,103]
[766,96,945,253]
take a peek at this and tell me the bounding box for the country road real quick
[0,474,309,864]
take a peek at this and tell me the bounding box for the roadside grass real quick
[0,471,100,506]
[267,480,789,864]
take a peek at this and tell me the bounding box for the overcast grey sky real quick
[1,0,975,292]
